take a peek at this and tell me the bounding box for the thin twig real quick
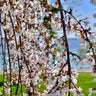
[71,79,82,95]
[69,51,82,60]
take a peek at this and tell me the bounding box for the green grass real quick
[77,72,96,96]
[0,72,96,96]
[0,74,3,82]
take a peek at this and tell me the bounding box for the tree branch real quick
[69,51,82,60]
[48,61,67,94]
[71,79,82,95]
[4,30,12,96]
[61,8,96,65]
[57,0,71,95]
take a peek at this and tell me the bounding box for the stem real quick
[8,10,35,95]
[69,51,82,60]
[16,16,36,95]
[15,57,20,95]
[71,80,82,95]
[4,31,12,96]
[15,56,23,96]
[8,11,17,46]
[9,15,23,96]
[57,0,71,95]
[19,58,23,96]
[48,62,67,94]
[0,7,5,96]
[3,42,6,96]
[20,38,35,96]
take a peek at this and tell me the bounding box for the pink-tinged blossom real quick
[52,2,59,8]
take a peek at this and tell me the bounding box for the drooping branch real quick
[6,3,36,94]
[71,79,82,95]
[4,30,12,96]
[0,6,6,96]
[15,56,23,96]
[8,11,17,46]
[16,15,36,95]
[7,10,23,96]
[19,38,36,95]
[58,61,68,76]
[48,61,68,94]
[14,16,23,96]
[57,0,71,95]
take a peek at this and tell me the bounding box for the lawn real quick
[77,72,96,96]
[0,72,96,96]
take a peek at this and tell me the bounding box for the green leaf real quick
[16,44,22,49]
[88,27,92,31]
[42,0,47,5]
[53,48,60,52]
[63,39,66,42]
[49,6,59,14]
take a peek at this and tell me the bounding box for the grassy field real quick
[0,72,96,96]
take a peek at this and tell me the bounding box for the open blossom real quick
[92,78,96,82]
[52,2,59,8]
[5,88,10,94]
[89,88,96,94]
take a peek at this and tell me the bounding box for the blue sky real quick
[67,0,96,38]
[74,0,96,31]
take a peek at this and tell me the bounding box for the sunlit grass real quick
[77,72,96,96]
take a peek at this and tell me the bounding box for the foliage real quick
[77,48,87,58]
